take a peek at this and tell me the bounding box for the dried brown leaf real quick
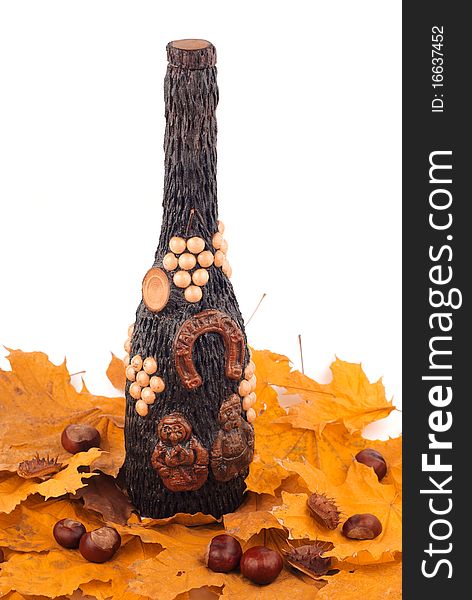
[73,473,134,525]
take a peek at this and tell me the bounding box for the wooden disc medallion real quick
[142,268,170,312]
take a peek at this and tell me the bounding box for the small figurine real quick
[211,395,254,482]
[151,413,209,492]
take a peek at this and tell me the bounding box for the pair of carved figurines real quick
[148,309,254,492]
[151,395,254,491]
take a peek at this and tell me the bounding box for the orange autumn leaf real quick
[317,561,402,599]
[250,350,395,434]
[276,458,331,493]
[248,403,388,492]
[80,538,162,600]
[243,526,293,557]
[79,580,114,600]
[112,522,222,550]
[245,370,318,495]
[278,431,402,494]
[247,350,398,495]
[0,350,125,477]
[106,352,126,392]
[336,549,403,567]
[0,538,161,599]
[128,524,321,600]
[128,526,227,600]
[272,462,401,563]
[223,492,283,541]
[130,511,220,528]
[0,345,401,599]
[0,449,102,514]
[180,587,223,600]
[0,497,102,552]
[0,593,70,600]
[219,569,322,599]
[0,549,112,597]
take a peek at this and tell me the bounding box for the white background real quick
[0,1,401,438]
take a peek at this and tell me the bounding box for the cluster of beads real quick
[163,235,213,303]
[212,221,232,278]
[238,359,257,423]
[126,354,165,417]
[162,221,232,304]
[123,323,134,366]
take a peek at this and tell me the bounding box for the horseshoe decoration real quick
[174,309,245,389]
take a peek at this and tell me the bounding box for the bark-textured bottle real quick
[123,40,257,518]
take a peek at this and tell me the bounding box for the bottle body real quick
[123,41,255,518]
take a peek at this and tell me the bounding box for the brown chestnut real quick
[79,526,121,563]
[342,513,383,540]
[240,546,283,585]
[53,518,86,549]
[355,448,387,481]
[205,534,242,573]
[0,548,4,563]
[61,424,101,454]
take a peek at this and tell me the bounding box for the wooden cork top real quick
[167,39,217,69]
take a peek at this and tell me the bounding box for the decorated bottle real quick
[123,40,256,518]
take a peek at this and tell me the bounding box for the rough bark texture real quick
[123,41,251,518]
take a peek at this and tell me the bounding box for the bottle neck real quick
[159,47,219,253]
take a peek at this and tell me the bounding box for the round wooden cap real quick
[167,39,216,69]
[142,268,170,312]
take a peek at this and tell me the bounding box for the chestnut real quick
[240,546,283,585]
[53,518,86,549]
[342,513,383,540]
[79,526,121,563]
[61,424,101,454]
[205,534,242,573]
[355,448,387,481]
[0,547,4,563]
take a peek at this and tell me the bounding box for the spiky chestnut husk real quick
[282,541,332,578]
[307,492,341,530]
[17,453,63,480]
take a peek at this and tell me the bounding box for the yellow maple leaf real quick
[252,350,395,434]
[0,549,112,596]
[129,511,220,528]
[128,524,322,600]
[0,497,102,552]
[0,350,125,477]
[219,569,322,599]
[247,350,399,496]
[81,538,162,600]
[128,526,227,600]
[223,492,283,541]
[272,462,401,563]
[278,431,402,495]
[0,537,161,599]
[106,352,126,392]
[317,561,402,599]
[0,449,101,514]
[245,375,318,495]
[0,345,401,599]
